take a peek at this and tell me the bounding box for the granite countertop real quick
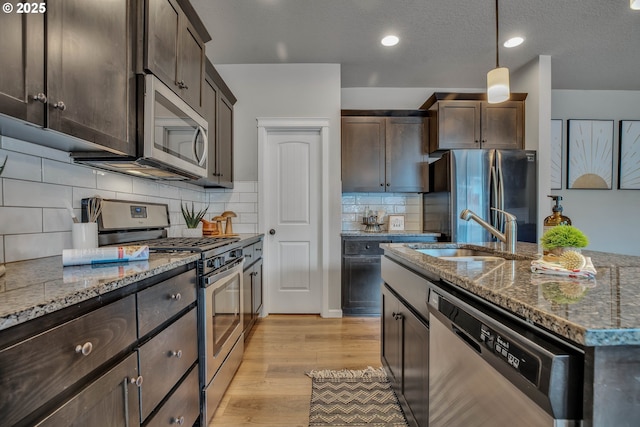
[341,231,441,237]
[0,252,200,331]
[381,242,640,347]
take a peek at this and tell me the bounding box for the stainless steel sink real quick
[415,248,505,262]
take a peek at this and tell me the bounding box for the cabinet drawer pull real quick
[32,93,47,104]
[255,247,262,252]
[170,350,183,359]
[129,375,143,387]
[170,293,182,301]
[392,312,403,320]
[75,342,93,356]
[53,101,66,111]
[171,416,185,425]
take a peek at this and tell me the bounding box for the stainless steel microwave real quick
[72,74,208,180]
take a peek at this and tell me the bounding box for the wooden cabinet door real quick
[341,116,386,192]
[242,267,253,334]
[217,94,234,187]
[435,100,481,150]
[146,0,180,92]
[36,353,141,427]
[252,258,263,316]
[47,0,136,155]
[202,72,219,183]
[381,286,402,383]
[178,19,205,111]
[0,12,45,125]
[402,306,429,427]
[386,117,429,192]
[481,101,524,149]
[342,256,383,315]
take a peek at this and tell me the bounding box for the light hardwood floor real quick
[209,315,382,426]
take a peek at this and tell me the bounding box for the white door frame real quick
[257,117,331,318]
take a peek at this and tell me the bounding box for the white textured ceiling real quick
[191,0,640,90]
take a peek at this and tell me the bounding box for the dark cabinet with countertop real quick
[421,93,526,153]
[242,237,264,338]
[0,264,198,427]
[341,234,437,316]
[0,0,137,155]
[341,111,429,193]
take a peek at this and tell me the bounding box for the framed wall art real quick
[567,119,613,189]
[619,120,640,189]
[388,215,405,231]
[550,119,563,189]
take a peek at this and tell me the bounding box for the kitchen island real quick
[381,241,640,427]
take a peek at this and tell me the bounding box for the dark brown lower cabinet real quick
[0,264,198,427]
[341,235,437,316]
[242,238,264,338]
[36,353,141,426]
[381,284,429,427]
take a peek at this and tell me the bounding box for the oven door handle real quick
[204,257,244,286]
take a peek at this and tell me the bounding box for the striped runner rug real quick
[306,367,409,426]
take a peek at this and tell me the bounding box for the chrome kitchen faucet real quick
[460,208,517,253]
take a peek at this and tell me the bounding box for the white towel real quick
[530,256,597,279]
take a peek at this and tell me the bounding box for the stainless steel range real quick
[84,198,245,426]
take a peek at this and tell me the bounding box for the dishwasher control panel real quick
[480,324,540,386]
[436,293,540,386]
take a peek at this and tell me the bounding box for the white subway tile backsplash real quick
[43,208,73,232]
[96,171,133,193]
[0,207,42,234]
[4,179,72,208]
[42,159,97,187]
[5,232,69,262]
[342,191,422,232]
[1,136,70,162]
[0,148,42,182]
[0,136,260,262]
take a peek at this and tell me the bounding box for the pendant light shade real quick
[487,0,510,104]
[632,0,640,10]
[487,67,510,104]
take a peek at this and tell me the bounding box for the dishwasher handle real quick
[452,325,482,354]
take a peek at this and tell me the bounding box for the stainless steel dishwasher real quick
[427,284,583,427]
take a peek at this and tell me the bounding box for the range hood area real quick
[70,152,200,181]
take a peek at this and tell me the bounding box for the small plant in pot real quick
[181,201,208,238]
[540,225,588,255]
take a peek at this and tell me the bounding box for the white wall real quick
[551,90,640,255]
[215,63,343,313]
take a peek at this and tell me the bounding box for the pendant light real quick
[487,0,510,104]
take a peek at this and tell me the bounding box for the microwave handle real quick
[193,126,208,167]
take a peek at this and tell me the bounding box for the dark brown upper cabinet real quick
[0,1,137,156]
[145,0,208,113]
[194,60,236,188]
[341,111,429,193]
[421,93,526,153]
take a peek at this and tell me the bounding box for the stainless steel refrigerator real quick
[423,149,537,243]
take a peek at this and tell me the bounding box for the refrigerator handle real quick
[491,166,499,230]
[498,164,506,232]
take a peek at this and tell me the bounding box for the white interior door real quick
[262,126,322,313]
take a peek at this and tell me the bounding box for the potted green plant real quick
[181,201,208,237]
[540,225,588,255]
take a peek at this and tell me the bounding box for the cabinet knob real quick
[170,350,183,359]
[53,101,66,111]
[365,244,371,249]
[75,342,93,356]
[392,312,403,320]
[380,183,384,187]
[474,139,479,144]
[269,229,276,235]
[32,93,47,104]
[177,80,189,90]
[171,416,185,425]
[170,293,182,301]
[386,183,390,187]
[129,375,143,387]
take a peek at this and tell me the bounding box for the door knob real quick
[269,229,276,235]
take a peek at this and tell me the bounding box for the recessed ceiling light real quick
[381,35,399,47]
[503,36,525,48]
